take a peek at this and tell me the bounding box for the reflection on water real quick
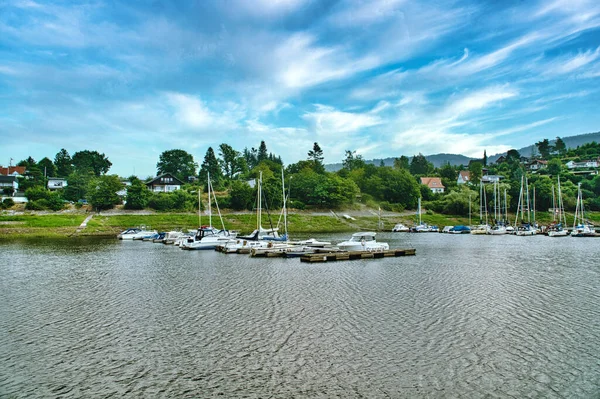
[1,234,599,397]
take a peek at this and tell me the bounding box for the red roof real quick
[0,166,26,176]
[420,177,445,189]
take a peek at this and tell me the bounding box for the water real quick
[1,233,599,398]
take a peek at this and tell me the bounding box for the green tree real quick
[124,177,151,210]
[37,157,57,178]
[342,150,365,171]
[228,180,255,210]
[393,156,410,170]
[63,172,93,202]
[87,175,123,210]
[157,149,197,182]
[307,142,325,173]
[409,153,433,176]
[377,167,420,208]
[546,158,563,176]
[218,144,243,181]
[554,137,567,156]
[468,161,483,185]
[483,150,488,167]
[72,150,112,176]
[54,148,73,177]
[257,141,268,163]
[506,149,521,163]
[535,139,552,159]
[199,147,223,187]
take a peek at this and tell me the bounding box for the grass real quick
[1,209,598,238]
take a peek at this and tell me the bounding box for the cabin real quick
[420,177,445,193]
[457,170,471,185]
[566,160,599,169]
[145,173,184,192]
[494,155,506,164]
[47,177,67,190]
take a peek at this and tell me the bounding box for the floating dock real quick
[300,248,416,263]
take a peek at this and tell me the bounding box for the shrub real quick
[25,200,47,210]
[289,200,305,210]
[2,198,15,208]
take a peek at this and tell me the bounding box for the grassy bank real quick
[1,209,597,238]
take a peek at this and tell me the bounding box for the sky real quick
[1,0,600,178]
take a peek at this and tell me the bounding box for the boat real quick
[547,177,570,237]
[572,183,597,237]
[513,176,536,236]
[410,198,439,232]
[471,183,490,234]
[488,183,508,235]
[181,173,237,250]
[392,223,410,232]
[336,232,389,252]
[449,225,471,234]
[117,226,158,240]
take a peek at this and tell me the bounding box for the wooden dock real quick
[300,248,416,263]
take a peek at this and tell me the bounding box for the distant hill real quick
[325,131,600,171]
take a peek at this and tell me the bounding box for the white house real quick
[457,170,471,185]
[47,177,67,190]
[420,177,445,193]
[566,160,599,169]
[0,175,18,195]
[145,173,184,192]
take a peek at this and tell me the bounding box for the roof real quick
[145,173,185,186]
[458,170,470,179]
[420,177,445,189]
[0,166,26,176]
[0,175,18,182]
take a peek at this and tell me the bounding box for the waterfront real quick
[1,233,599,398]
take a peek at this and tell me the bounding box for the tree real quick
[124,177,151,209]
[393,156,410,170]
[409,153,433,176]
[37,157,57,178]
[243,147,258,170]
[468,161,483,185]
[87,175,123,210]
[535,139,552,159]
[257,141,268,163]
[342,150,365,171]
[506,149,521,163]
[54,148,73,177]
[547,158,563,176]
[199,147,223,187]
[72,150,112,176]
[483,150,488,167]
[228,180,255,210]
[307,142,325,173]
[218,144,243,181]
[554,137,567,156]
[156,149,197,182]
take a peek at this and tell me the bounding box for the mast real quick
[281,169,288,238]
[209,178,227,232]
[258,171,262,230]
[515,175,523,229]
[418,197,422,225]
[551,184,556,223]
[504,188,508,226]
[198,187,202,227]
[525,176,531,223]
[469,193,472,227]
[208,172,212,228]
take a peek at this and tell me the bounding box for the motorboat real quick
[180,226,237,250]
[449,225,471,234]
[117,227,158,240]
[470,224,490,235]
[392,223,409,232]
[336,232,389,252]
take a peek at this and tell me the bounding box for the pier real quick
[300,248,416,263]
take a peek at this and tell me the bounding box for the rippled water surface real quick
[1,233,599,398]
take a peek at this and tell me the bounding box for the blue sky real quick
[1,0,600,178]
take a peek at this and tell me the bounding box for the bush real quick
[289,200,305,210]
[148,193,175,211]
[2,198,15,208]
[25,200,48,210]
[25,187,51,202]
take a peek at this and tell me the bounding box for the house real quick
[457,170,471,185]
[47,177,67,190]
[0,175,19,195]
[481,175,503,183]
[0,166,26,177]
[494,155,506,164]
[145,173,184,192]
[117,180,131,198]
[566,160,599,169]
[420,177,445,193]
[528,159,547,171]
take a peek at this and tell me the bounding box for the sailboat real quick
[488,182,508,235]
[571,183,597,237]
[547,177,569,237]
[181,173,237,250]
[514,175,536,236]
[471,183,490,234]
[410,197,438,232]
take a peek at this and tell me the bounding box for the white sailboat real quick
[547,177,569,237]
[471,183,490,234]
[571,182,597,237]
[488,182,507,235]
[411,197,438,232]
[514,175,536,236]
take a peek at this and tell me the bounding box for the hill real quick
[325,131,600,171]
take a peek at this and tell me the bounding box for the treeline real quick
[5,138,600,214]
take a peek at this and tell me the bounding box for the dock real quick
[300,248,416,263]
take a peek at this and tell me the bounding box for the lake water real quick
[1,233,599,398]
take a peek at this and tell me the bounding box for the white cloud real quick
[303,104,383,135]
[329,0,407,26]
[446,86,518,117]
[542,47,600,75]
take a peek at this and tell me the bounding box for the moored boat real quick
[336,232,389,252]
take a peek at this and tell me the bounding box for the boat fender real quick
[361,239,366,247]
[268,242,273,248]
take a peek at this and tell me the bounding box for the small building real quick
[494,155,506,164]
[0,166,26,177]
[457,170,471,185]
[0,175,19,195]
[47,177,67,190]
[481,175,503,183]
[566,160,599,169]
[145,173,184,192]
[528,159,547,171]
[420,177,445,193]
